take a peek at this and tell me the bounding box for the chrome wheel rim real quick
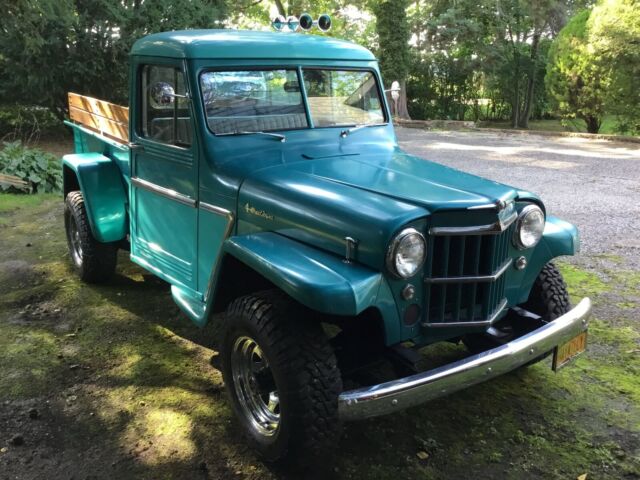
[68,215,83,267]
[230,336,280,437]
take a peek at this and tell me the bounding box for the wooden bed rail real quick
[68,92,129,144]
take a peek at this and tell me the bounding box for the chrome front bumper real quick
[338,298,592,421]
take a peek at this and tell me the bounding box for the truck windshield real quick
[199,68,386,135]
[302,69,385,128]
[200,69,308,135]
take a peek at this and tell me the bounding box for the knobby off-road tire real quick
[463,262,571,363]
[64,191,117,283]
[521,262,571,322]
[220,290,343,464]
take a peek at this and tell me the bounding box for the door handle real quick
[129,143,145,153]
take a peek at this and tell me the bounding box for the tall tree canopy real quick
[546,10,607,133]
[1,0,637,135]
[0,0,228,118]
[546,0,638,133]
[588,0,640,133]
[373,0,412,118]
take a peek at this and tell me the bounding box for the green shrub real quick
[0,105,62,142]
[0,141,62,193]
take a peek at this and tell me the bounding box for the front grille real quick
[422,222,514,327]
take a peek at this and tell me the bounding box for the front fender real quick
[507,216,579,305]
[223,232,386,316]
[220,233,402,343]
[62,153,127,243]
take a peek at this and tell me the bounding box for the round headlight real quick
[514,205,545,249]
[387,228,426,278]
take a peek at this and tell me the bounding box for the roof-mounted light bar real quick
[271,14,331,32]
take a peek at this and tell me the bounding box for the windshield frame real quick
[198,65,389,137]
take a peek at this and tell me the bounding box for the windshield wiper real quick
[340,122,387,138]
[217,131,286,142]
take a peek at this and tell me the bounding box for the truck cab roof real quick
[130,30,376,61]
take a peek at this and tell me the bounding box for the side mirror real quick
[150,82,189,108]
[151,82,176,107]
[389,81,401,101]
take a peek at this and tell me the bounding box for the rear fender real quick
[62,153,128,243]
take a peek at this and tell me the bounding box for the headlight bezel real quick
[386,227,427,279]
[513,204,545,250]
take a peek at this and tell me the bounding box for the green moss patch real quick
[1,194,640,479]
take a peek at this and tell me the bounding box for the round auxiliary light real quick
[299,13,314,31]
[286,15,300,32]
[386,228,427,279]
[317,14,332,32]
[271,15,286,31]
[513,204,545,250]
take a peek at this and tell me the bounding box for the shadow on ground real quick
[1,195,639,480]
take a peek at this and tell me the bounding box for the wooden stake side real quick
[68,92,129,144]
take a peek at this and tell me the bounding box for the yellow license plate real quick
[552,331,587,371]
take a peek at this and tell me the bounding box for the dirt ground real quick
[1,133,639,479]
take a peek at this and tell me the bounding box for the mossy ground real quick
[1,193,639,479]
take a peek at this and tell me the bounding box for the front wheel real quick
[220,291,343,464]
[463,262,571,361]
[64,191,117,283]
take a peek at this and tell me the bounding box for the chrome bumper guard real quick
[338,298,592,421]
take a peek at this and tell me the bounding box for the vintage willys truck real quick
[61,29,591,462]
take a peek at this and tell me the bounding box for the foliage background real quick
[0,0,637,137]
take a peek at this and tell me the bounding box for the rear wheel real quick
[64,191,117,283]
[220,290,342,464]
[463,262,570,360]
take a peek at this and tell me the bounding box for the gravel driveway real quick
[397,127,640,267]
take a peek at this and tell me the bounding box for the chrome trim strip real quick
[199,201,233,219]
[429,211,517,236]
[199,202,236,303]
[468,203,498,210]
[131,177,196,207]
[424,258,513,284]
[338,298,591,421]
[421,298,508,328]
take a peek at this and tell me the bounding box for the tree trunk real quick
[511,87,519,128]
[395,79,411,120]
[518,32,541,129]
[511,53,520,128]
[274,0,286,17]
[585,115,601,134]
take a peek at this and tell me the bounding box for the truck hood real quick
[264,149,518,211]
[237,149,534,270]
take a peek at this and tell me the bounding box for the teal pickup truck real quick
[61,29,591,463]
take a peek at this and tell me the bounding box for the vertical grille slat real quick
[453,237,465,321]
[423,217,513,327]
[467,236,481,321]
[438,237,451,322]
[423,237,434,324]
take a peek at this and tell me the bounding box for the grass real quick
[0,192,58,213]
[480,116,629,136]
[1,193,639,479]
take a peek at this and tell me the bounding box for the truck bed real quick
[67,93,129,145]
[64,92,131,179]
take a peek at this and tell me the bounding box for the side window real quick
[141,65,192,147]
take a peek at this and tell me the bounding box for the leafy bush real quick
[0,141,62,193]
[0,105,62,142]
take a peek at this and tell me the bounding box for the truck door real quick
[130,62,198,291]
